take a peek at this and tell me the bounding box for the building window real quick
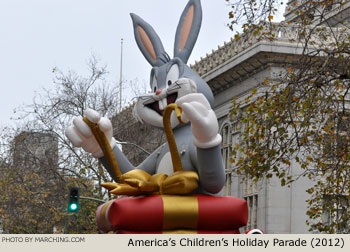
[220,122,232,173]
[220,121,241,168]
[244,194,258,231]
[243,178,258,232]
[224,172,232,196]
[322,113,350,159]
[231,120,241,148]
[322,194,350,233]
[220,122,232,195]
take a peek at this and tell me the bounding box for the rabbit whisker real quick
[137,95,153,100]
[166,86,181,93]
[142,97,157,105]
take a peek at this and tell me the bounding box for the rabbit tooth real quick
[158,100,163,110]
[159,98,167,110]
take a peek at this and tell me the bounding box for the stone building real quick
[13,131,58,176]
[0,131,60,233]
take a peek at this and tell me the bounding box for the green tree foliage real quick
[0,57,119,233]
[227,0,350,233]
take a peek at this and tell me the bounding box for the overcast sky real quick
[0,0,285,129]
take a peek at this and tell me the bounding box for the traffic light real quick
[67,187,80,212]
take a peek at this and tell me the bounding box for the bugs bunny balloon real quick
[65,0,225,195]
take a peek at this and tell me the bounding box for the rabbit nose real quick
[155,89,162,95]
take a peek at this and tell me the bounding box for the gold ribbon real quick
[84,104,199,196]
[161,195,198,230]
[99,200,114,231]
[83,117,122,181]
[162,104,184,172]
[101,169,198,196]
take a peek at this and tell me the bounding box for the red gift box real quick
[97,195,248,233]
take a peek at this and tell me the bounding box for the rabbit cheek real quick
[174,78,198,100]
[135,99,164,128]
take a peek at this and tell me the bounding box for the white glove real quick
[176,93,221,149]
[65,108,116,158]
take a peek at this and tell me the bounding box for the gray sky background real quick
[0,0,285,129]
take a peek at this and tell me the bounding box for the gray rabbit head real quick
[131,0,214,128]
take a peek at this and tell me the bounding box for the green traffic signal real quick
[67,187,80,213]
[69,203,78,211]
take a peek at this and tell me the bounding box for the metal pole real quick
[119,38,123,111]
[64,215,68,234]
[80,196,106,204]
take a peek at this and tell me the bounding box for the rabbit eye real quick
[152,75,158,93]
[166,64,179,88]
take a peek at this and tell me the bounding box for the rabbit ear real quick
[174,0,202,63]
[130,13,170,67]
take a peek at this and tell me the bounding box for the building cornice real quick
[191,22,350,94]
[284,0,350,25]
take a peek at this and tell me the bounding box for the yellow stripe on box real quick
[161,195,198,230]
[100,200,114,232]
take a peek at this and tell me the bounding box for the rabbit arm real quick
[189,144,225,194]
[99,145,158,182]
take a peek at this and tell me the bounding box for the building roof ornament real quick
[191,21,350,78]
